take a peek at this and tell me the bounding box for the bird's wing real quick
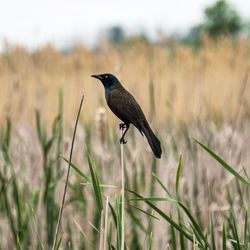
[107,88,146,128]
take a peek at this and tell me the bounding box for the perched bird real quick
[92,73,162,159]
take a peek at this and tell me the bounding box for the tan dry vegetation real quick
[0,37,250,249]
[0,37,250,127]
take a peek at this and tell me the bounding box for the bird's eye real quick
[105,75,108,78]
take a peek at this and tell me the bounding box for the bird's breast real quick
[105,89,114,107]
[105,84,117,100]
[105,89,109,100]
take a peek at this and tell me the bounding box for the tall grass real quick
[0,93,249,248]
[0,38,250,249]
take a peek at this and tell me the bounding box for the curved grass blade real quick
[127,189,195,245]
[195,140,250,188]
[130,196,209,248]
[152,173,173,198]
[61,156,90,182]
[130,205,160,221]
[127,205,147,233]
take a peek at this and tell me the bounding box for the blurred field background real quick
[1,0,250,249]
[1,36,250,126]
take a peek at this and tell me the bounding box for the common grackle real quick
[92,73,162,159]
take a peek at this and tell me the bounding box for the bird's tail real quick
[140,121,162,159]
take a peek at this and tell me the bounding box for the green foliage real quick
[36,108,62,246]
[106,26,125,44]
[181,0,243,46]
[204,0,242,38]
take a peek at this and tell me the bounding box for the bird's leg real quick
[119,123,127,130]
[119,123,130,144]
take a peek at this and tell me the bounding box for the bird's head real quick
[91,73,119,89]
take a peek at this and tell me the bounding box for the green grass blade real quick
[55,88,64,178]
[1,118,12,164]
[55,233,63,250]
[35,110,43,145]
[0,174,17,245]
[130,197,176,202]
[244,210,248,249]
[189,223,205,248]
[127,205,147,233]
[130,205,160,220]
[230,212,241,250]
[109,202,117,228]
[131,196,209,248]
[169,213,177,250]
[12,177,23,241]
[178,210,186,250]
[61,156,90,182]
[3,118,11,149]
[87,154,103,213]
[175,155,183,200]
[152,173,173,198]
[210,215,216,250]
[222,223,227,250]
[127,189,195,244]
[195,140,250,188]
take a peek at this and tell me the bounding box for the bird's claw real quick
[119,123,126,130]
[120,137,127,144]
[119,123,128,144]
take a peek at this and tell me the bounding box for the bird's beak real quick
[91,74,103,80]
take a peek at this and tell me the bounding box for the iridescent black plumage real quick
[92,73,162,159]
